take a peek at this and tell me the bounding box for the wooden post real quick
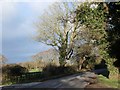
[118,68,120,88]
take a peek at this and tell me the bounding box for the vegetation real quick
[0,55,7,64]
[106,2,120,72]
[2,64,28,84]
[98,75,119,88]
[35,1,120,86]
[1,63,78,85]
[1,1,120,87]
[42,64,77,77]
[75,2,120,78]
[35,2,80,67]
[75,2,107,67]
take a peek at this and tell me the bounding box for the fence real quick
[2,72,43,84]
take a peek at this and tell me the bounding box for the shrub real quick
[42,64,58,77]
[42,64,77,77]
[2,64,28,76]
[2,64,28,84]
[63,66,77,74]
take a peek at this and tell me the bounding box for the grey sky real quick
[1,1,56,63]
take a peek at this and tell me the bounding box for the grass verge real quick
[98,75,119,88]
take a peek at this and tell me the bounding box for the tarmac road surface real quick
[2,72,97,89]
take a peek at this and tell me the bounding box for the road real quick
[2,72,97,89]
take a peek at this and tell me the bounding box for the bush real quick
[42,64,58,77]
[2,64,28,84]
[2,64,28,76]
[63,66,77,74]
[42,64,77,77]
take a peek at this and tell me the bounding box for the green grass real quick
[1,81,14,86]
[29,69,41,72]
[98,75,119,88]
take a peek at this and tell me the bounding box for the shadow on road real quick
[94,59,110,78]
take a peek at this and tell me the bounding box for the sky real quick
[0,0,60,63]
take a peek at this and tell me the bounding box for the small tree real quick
[74,43,93,70]
[0,55,7,65]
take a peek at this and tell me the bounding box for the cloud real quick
[27,1,58,15]
[28,2,50,13]
[0,0,58,22]
[2,1,55,41]
[3,20,33,40]
[0,2,17,54]
[1,0,60,2]
[1,2,17,21]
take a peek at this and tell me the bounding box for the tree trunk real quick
[59,56,66,67]
[78,64,82,71]
[78,57,85,71]
[59,46,67,67]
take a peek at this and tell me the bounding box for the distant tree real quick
[32,55,46,69]
[35,2,80,67]
[21,62,32,70]
[0,55,7,64]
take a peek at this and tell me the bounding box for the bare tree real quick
[0,55,7,65]
[35,2,80,67]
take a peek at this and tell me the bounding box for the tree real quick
[0,55,7,64]
[106,2,120,72]
[74,43,93,70]
[75,2,119,77]
[77,2,107,65]
[73,2,107,70]
[76,2,108,46]
[36,2,80,67]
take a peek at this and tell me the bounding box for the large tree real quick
[75,2,120,76]
[36,2,80,67]
[74,2,107,69]
[76,2,108,47]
